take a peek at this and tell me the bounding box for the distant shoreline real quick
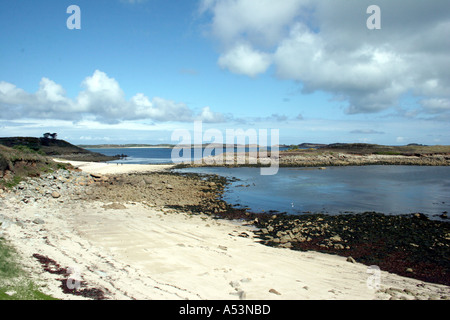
[82,145,174,149]
[79,143,283,149]
[86,146,173,149]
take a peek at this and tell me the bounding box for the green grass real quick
[0,238,57,300]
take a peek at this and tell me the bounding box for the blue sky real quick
[1,0,449,145]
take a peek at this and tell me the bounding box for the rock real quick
[346,256,356,263]
[279,242,292,248]
[334,243,345,250]
[413,213,428,220]
[406,268,414,273]
[218,245,227,251]
[33,218,45,225]
[101,203,127,210]
[230,290,246,300]
[269,288,281,295]
[237,290,246,300]
[330,235,342,242]
[51,191,61,198]
[238,232,250,238]
[280,235,291,244]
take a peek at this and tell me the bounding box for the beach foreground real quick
[0,161,449,300]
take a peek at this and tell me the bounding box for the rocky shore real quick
[1,164,449,300]
[277,152,450,167]
[183,152,450,169]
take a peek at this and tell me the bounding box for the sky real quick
[0,0,449,146]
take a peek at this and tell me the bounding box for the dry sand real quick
[1,160,449,300]
[53,158,176,175]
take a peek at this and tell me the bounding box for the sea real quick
[88,147,450,220]
[87,146,288,164]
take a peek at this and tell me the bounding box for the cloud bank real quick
[201,0,450,116]
[0,70,227,124]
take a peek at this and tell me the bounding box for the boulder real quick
[330,235,342,242]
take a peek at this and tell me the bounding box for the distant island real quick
[78,143,176,149]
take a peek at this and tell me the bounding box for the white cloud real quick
[420,98,450,114]
[218,42,272,77]
[198,106,228,123]
[0,70,227,124]
[201,0,307,47]
[201,0,450,116]
[350,129,385,135]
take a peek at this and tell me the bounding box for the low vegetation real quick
[0,144,61,189]
[0,137,118,162]
[0,238,56,300]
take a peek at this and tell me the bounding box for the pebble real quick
[51,191,61,198]
[33,218,45,225]
[269,288,281,295]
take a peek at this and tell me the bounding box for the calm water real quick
[88,148,177,164]
[89,148,450,219]
[87,147,288,164]
[177,166,450,220]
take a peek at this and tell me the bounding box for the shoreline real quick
[184,151,450,168]
[0,160,449,300]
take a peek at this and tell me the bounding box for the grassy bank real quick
[0,144,64,189]
[0,238,56,300]
[0,137,118,162]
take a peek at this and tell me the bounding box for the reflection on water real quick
[177,166,450,219]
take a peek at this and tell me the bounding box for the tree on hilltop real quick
[43,132,57,139]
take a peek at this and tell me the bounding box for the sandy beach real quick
[53,158,176,175]
[1,160,449,300]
